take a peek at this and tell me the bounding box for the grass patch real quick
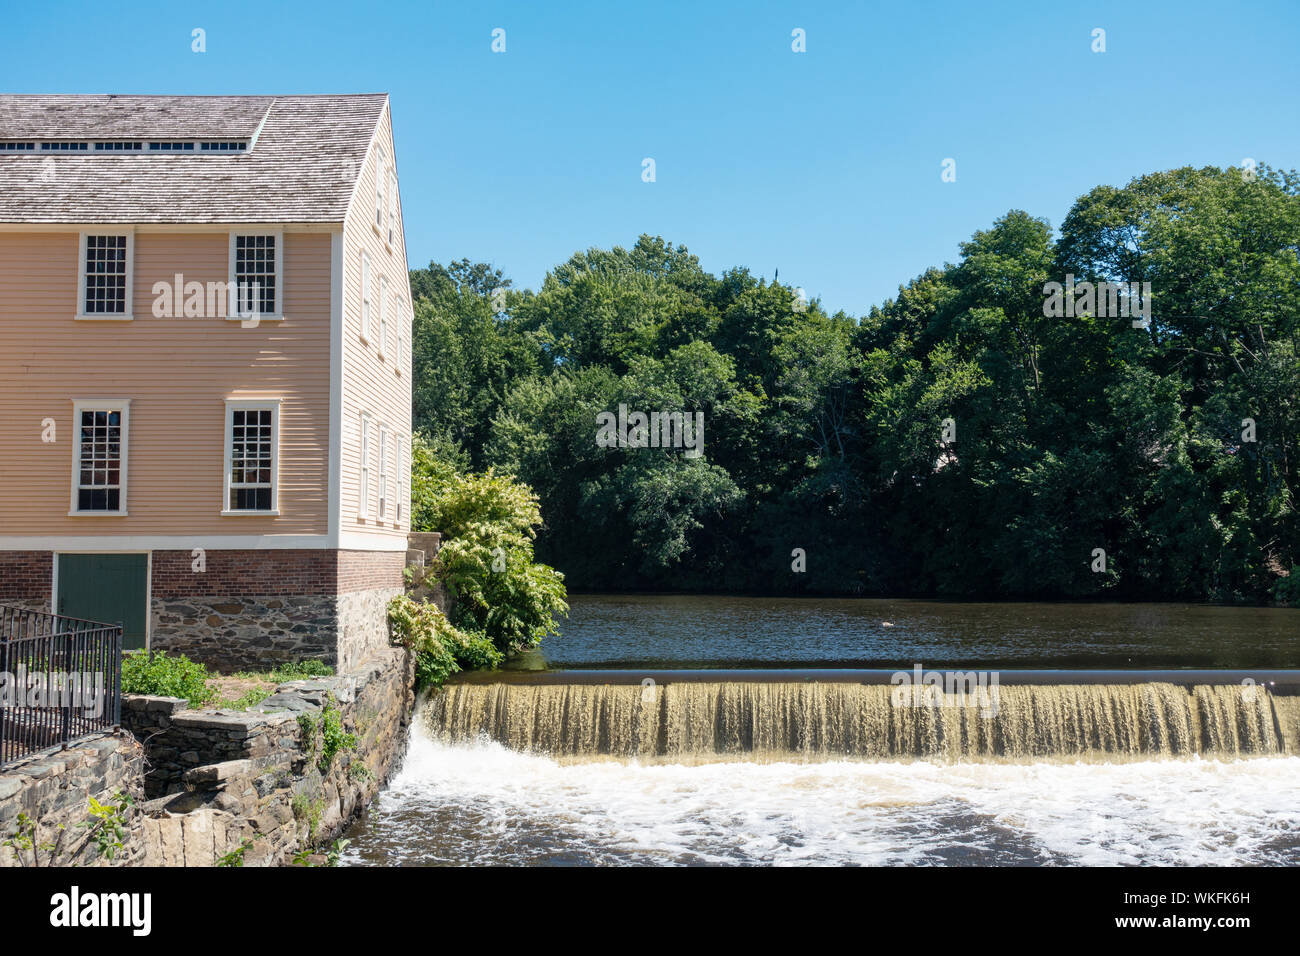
[123,653,335,711]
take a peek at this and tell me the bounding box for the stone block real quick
[184,759,253,787]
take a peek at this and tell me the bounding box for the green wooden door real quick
[57,553,148,650]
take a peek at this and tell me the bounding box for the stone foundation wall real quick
[0,733,147,867]
[149,548,406,672]
[151,594,340,670]
[337,587,404,673]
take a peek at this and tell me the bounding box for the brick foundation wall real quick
[0,551,52,610]
[151,549,337,599]
[338,549,405,592]
[150,549,403,599]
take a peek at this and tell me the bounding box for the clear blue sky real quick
[4,0,1297,315]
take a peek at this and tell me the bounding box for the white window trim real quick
[378,274,388,358]
[360,252,372,343]
[390,430,398,525]
[68,399,130,516]
[373,148,386,235]
[394,296,407,374]
[387,168,397,247]
[378,424,390,521]
[398,433,408,527]
[226,230,285,321]
[75,231,134,321]
[221,398,281,516]
[358,412,372,519]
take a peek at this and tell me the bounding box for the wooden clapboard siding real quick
[0,230,332,536]
[340,100,412,540]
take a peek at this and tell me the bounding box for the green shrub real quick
[121,651,214,707]
[387,594,503,689]
[81,790,134,861]
[411,455,568,654]
[453,629,505,670]
[317,701,357,775]
[413,640,459,689]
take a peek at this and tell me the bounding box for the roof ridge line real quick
[249,98,276,151]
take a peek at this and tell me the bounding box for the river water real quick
[343,595,1300,866]
[344,734,1300,866]
[536,594,1300,669]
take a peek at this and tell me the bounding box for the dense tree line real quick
[409,164,1300,603]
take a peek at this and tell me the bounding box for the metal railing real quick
[0,605,122,770]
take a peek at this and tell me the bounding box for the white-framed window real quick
[227,231,283,319]
[398,434,407,525]
[391,430,399,523]
[378,274,388,357]
[387,168,398,245]
[77,232,133,319]
[359,413,372,518]
[394,298,403,372]
[378,424,390,520]
[361,252,372,342]
[222,399,280,514]
[390,292,405,372]
[69,400,130,515]
[374,148,386,231]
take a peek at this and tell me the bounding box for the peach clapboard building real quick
[0,94,413,672]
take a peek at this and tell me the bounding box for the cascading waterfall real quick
[425,680,1300,762]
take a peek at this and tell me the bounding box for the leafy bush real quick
[388,594,504,689]
[413,459,568,653]
[452,629,505,670]
[316,701,357,775]
[82,790,134,860]
[121,651,214,707]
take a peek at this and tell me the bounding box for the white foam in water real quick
[345,728,1300,866]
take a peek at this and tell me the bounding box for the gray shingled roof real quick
[0,94,389,223]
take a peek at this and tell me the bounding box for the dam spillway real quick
[424,670,1300,762]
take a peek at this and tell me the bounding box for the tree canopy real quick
[408,165,1300,604]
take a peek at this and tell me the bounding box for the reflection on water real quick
[540,594,1300,668]
[344,731,1300,866]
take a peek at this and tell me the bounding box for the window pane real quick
[83,236,127,314]
[228,406,274,510]
[76,406,124,511]
[233,236,276,314]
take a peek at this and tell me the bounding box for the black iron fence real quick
[0,605,122,770]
